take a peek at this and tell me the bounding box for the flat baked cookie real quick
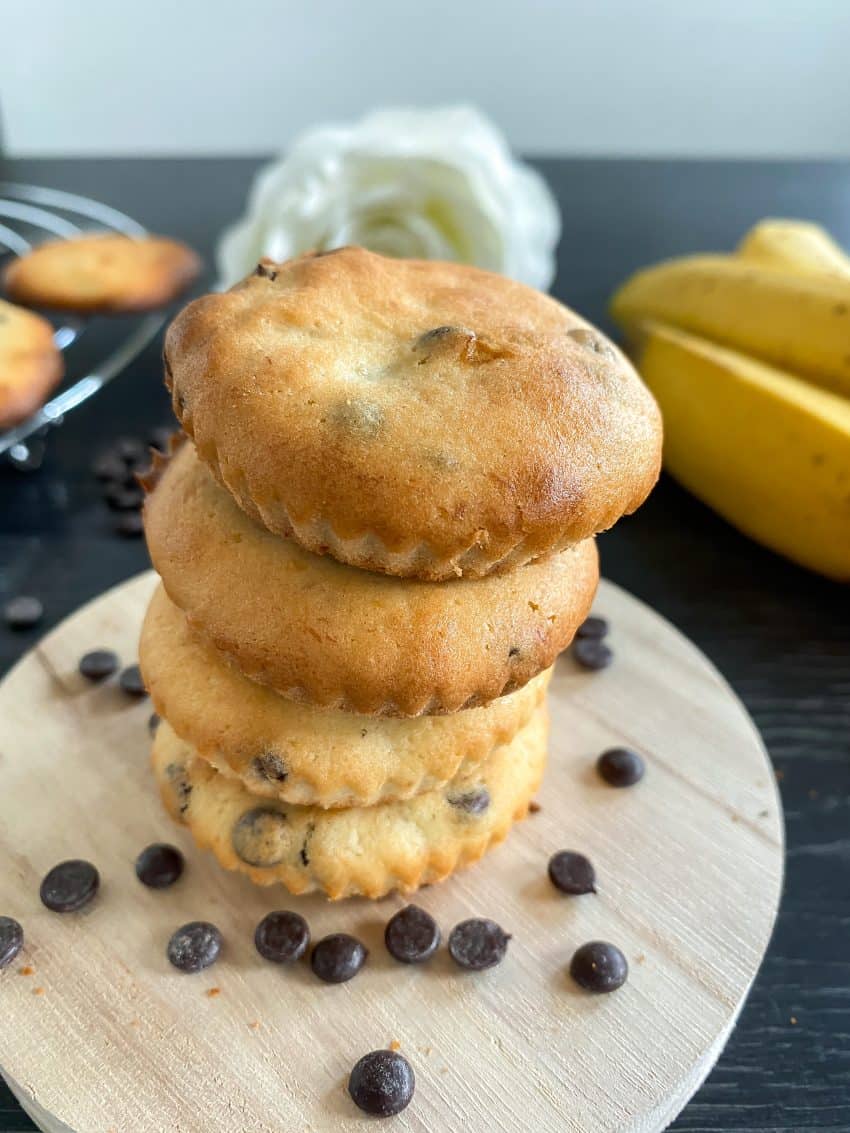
[164,247,661,579]
[4,233,201,314]
[140,584,551,808]
[0,300,63,429]
[153,708,548,899]
[143,441,599,716]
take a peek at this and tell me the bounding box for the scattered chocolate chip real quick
[573,638,613,671]
[548,850,597,895]
[568,326,617,360]
[251,752,288,783]
[570,940,628,993]
[448,918,510,971]
[254,910,310,963]
[103,482,144,511]
[447,787,490,815]
[310,933,368,983]
[114,511,145,538]
[4,596,43,630]
[385,905,441,964]
[148,712,160,735]
[135,843,184,889]
[597,747,645,787]
[39,860,99,913]
[232,808,288,867]
[0,917,24,969]
[93,451,127,481]
[167,921,222,972]
[119,664,147,697]
[78,649,120,682]
[348,1050,415,1117]
[576,615,609,640]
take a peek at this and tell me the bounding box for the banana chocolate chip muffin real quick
[164,247,661,580]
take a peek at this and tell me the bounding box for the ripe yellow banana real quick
[611,254,850,399]
[633,322,850,581]
[738,218,850,280]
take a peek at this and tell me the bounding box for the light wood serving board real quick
[0,571,783,1133]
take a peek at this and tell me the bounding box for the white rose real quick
[216,105,561,291]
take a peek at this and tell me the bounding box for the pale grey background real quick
[4,0,850,156]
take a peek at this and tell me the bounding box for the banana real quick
[610,254,850,399]
[633,322,850,581]
[738,218,850,280]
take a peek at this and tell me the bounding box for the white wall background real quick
[5,0,850,157]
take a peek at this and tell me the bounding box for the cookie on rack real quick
[153,707,548,900]
[164,246,661,580]
[140,584,551,808]
[142,440,599,716]
[4,233,201,314]
[0,299,64,429]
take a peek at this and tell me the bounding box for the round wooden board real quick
[0,571,783,1133]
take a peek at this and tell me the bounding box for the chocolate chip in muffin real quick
[568,326,617,360]
[40,860,99,913]
[119,663,147,697]
[597,747,645,787]
[254,910,310,963]
[508,646,521,658]
[167,921,222,973]
[416,325,463,345]
[165,762,192,817]
[570,940,628,993]
[447,787,490,816]
[148,712,161,736]
[135,843,184,889]
[0,917,24,969]
[576,615,609,640]
[385,905,441,964]
[311,933,368,983]
[79,649,120,682]
[448,918,510,971]
[4,596,43,631]
[348,1049,415,1117]
[573,637,613,671]
[299,823,315,868]
[251,752,288,783]
[255,260,278,280]
[548,850,597,895]
[232,807,288,867]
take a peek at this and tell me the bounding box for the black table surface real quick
[1,156,848,1132]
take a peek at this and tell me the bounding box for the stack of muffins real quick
[139,248,661,900]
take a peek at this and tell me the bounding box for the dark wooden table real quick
[1,157,848,1132]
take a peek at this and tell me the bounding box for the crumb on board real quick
[130,1018,140,1028]
[205,987,222,998]
[248,1020,260,1030]
[528,800,542,814]
[33,987,45,996]
[635,954,646,965]
[389,1040,401,1052]
[730,812,741,823]
[19,966,34,977]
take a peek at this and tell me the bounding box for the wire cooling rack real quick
[0,183,169,467]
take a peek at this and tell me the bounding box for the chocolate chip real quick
[251,752,288,783]
[79,649,120,682]
[255,261,277,280]
[548,850,596,895]
[104,482,144,511]
[348,1050,415,1117]
[119,664,147,697]
[447,787,490,815]
[568,327,617,360]
[135,843,184,889]
[573,638,613,670]
[310,933,368,983]
[570,940,628,992]
[167,921,222,972]
[299,823,314,867]
[0,917,24,969]
[417,325,461,344]
[385,905,441,964]
[4,596,43,630]
[232,808,287,867]
[114,512,145,538]
[448,918,510,971]
[254,910,310,963]
[597,747,645,787]
[148,712,160,735]
[165,762,192,816]
[40,860,99,913]
[508,646,521,658]
[576,615,609,640]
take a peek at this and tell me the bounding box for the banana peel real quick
[611,253,850,399]
[738,218,850,280]
[632,322,850,581]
